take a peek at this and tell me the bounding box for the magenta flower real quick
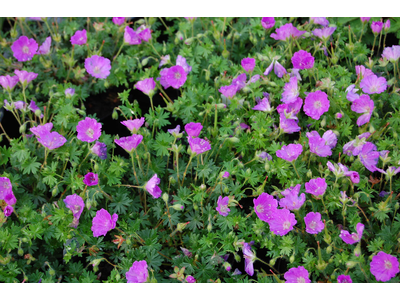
[281,77,299,104]
[165,66,187,89]
[306,132,332,157]
[346,84,360,102]
[254,193,278,223]
[242,242,256,276]
[305,178,327,197]
[270,23,306,41]
[37,36,51,55]
[181,247,192,257]
[185,275,196,283]
[360,75,387,94]
[292,50,314,70]
[76,117,102,143]
[188,136,211,155]
[28,100,43,118]
[339,223,364,244]
[70,29,87,45]
[351,94,374,126]
[216,196,230,217]
[311,17,329,26]
[284,266,311,283]
[83,172,99,186]
[370,251,400,282]
[11,36,38,62]
[222,171,230,178]
[219,85,238,99]
[14,70,38,86]
[304,90,330,120]
[91,141,107,160]
[371,21,383,34]
[337,275,352,283]
[312,27,336,41]
[0,75,19,92]
[241,58,256,73]
[91,208,118,237]
[65,88,75,97]
[252,96,271,112]
[124,26,141,45]
[145,174,162,199]
[359,142,379,172]
[184,122,203,137]
[276,144,303,162]
[136,25,152,42]
[279,184,305,211]
[121,117,145,134]
[135,78,156,96]
[126,260,148,283]
[268,208,297,236]
[85,55,111,79]
[37,132,67,150]
[112,17,125,26]
[336,113,343,119]
[304,212,324,234]
[63,194,84,228]
[264,60,287,78]
[346,171,360,184]
[343,132,371,156]
[176,55,192,74]
[4,192,17,206]
[0,177,13,200]
[261,17,275,29]
[279,116,301,134]
[30,122,53,137]
[322,130,337,148]
[168,125,182,137]
[114,135,143,153]
[382,45,400,62]
[355,65,374,79]
[360,17,371,23]
[384,19,391,31]
[3,205,13,217]
[277,97,303,119]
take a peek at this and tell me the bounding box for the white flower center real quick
[314,101,322,109]
[174,72,181,79]
[283,221,291,230]
[309,221,316,229]
[86,128,94,138]
[297,277,305,283]
[22,46,30,54]
[384,260,392,270]
[94,66,100,74]
[257,205,264,213]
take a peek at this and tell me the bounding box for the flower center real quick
[86,128,94,138]
[220,205,228,213]
[90,176,96,183]
[94,66,100,74]
[174,72,181,79]
[309,221,316,229]
[257,205,264,213]
[370,85,378,92]
[0,181,9,189]
[283,221,291,230]
[314,101,322,109]
[297,277,305,283]
[72,204,81,215]
[22,46,30,54]
[384,260,392,270]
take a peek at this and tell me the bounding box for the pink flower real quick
[281,77,299,104]
[304,90,330,120]
[3,205,13,217]
[355,65,374,79]
[145,174,162,199]
[216,196,230,217]
[270,23,305,41]
[264,60,287,78]
[279,184,305,211]
[343,132,371,156]
[184,122,203,137]
[0,177,13,200]
[284,266,311,283]
[0,75,19,92]
[219,85,237,99]
[222,172,230,178]
[91,208,118,237]
[85,55,111,79]
[11,36,38,62]
[136,25,152,42]
[65,88,75,97]
[339,223,364,244]
[337,274,352,283]
[70,29,87,45]
[279,116,301,134]
[268,208,297,236]
[37,36,51,55]
[159,55,171,68]
[124,26,141,45]
[360,74,387,94]
[370,251,399,282]
[291,50,314,70]
[28,100,43,118]
[359,142,379,172]
[126,260,148,283]
[346,84,360,102]
[63,194,84,228]
[76,117,102,143]
[252,96,272,112]
[305,178,327,197]
[371,21,383,34]
[121,117,145,134]
[254,193,278,223]
[277,97,303,120]
[112,17,125,26]
[185,275,196,283]
[351,94,374,126]
[176,55,192,74]
[311,17,329,26]
[382,45,400,62]
[384,19,391,31]
[135,78,156,96]
[304,212,324,234]
[91,141,107,160]
[4,192,17,206]
[306,131,332,157]
[336,113,343,119]
[360,17,371,23]
[242,242,256,276]
[276,144,303,162]
[166,66,187,89]
[261,17,275,29]
[312,27,336,40]
[37,132,67,150]
[14,70,38,86]
[241,58,256,72]
[188,136,211,155]
[83,172,99,186]
[30,122,53,137]
[114,135,143,153]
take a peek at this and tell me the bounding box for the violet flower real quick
[0,75,19,92]
[181,247,193,258]
[360,17,371,23]
[29,100,43,118]
[264,60,287,78]
[37,36,51,55]
[176,55,192,74]
[258,152,272,161]
[277,97,303,120]
[14,70,38,86]
[261,17,275,29]
[304,212,324,234]
[112,17,125,26]
[311,17,329,26]
[241,58,256,73]
[126,260,149,283]
[231,73,247,91]
[279,116,301,134]
[279,184,305,211]
[85,55,111,79]
[185,275,196,283]
[37,132,67,150]
[0,177,13,200]
[70,29,87,45]
[355,65,374,79]
[185,122,203,137]
[384,19,391,32]
[91,208,118,237]
[63,194,84,228]
[30,122,53,137]
[359,142,379,172]
[121,117,145,134]
[270,23,306,41]
[145,174,162,199]
[76,117,102,143]
[370,251,400,282]
[165,66,187,89]
[371,21,383,34]
[254,193,278,223]
[83,172,99,186]
[219,85,237,99]
[11,36,38,62]
[343,132,371,156]
[136,25,151,42]
[65,88,75,97]
[188,136,211,155]
[135,78,156,96]
[124,26,141,44]
[114,135,143,153]
[312,27,336,41]
[281,77,299,104]
[269,208,297,236]
[337,275,352,283]
[305,178,327,197]
[252,96,271,112]
[291,50,315,70]
[159,55,171,68]
[216,196,230,217]
[284,266,311,283]
[382,45,400,62]
[339,223,364,245]
[351,94,374,126]
[360,74,387,94]
[3,205,13,217]
[276,144,303,162]
[306,131,333,157]
[222,172,230,178]
[91,141,107,160]
[242,242,256,276]
[303,90,330,120]
[345,84,360,102]
[167,125,182,138]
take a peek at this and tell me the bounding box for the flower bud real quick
[289,254,295,264]
[330,273,336,280]
[223,261,232,272]
[92,258,103,268]
[264,161,270,172]
[18,248,24,256]
[307,169,312,178]
[19,124,26,134]
[177,222,189,232]
[222,49,229,59]
[52,187,58,197]
[49,268,56,276]
[22,238,28,243]
[112,108,118,120]
[207,222,212,232]
[126,238,131,245]
[326,245,332,254]
[345,261,358,269]
[269,258,276,266]
[10,28,18,39]
[171,203,184,211]
[316,260,328,271]
[35,109,42,117]
[184,38,194,45]
[115,272,121,282]
[169,176,176,184]
[162,193,169,204]
[320,117,326,128]
[193,203,198,210]
[234,253,241,262]
[104,80,109,88]
[354,243,361,257]
[86,199,92,210]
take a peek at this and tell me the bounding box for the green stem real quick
[134,149,144,175]
[113,43,125,63]
[371,35,377,54]
[130,153,140,185]
[359,22,365,42]
[181,155,194,185]
[149,94,154,112]
[291,161,301,179]
[77,144,91,174]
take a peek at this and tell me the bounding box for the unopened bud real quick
[223,261,232,272]
[289,254,295,264]
[320,117,326,128]
[200,184,206,191]
[354,243,361,257]
[331,273,336,280]
[264,161,270,172]
[326,245,332,254]
[177,222,189,232]
[184,38,194,45]
[307,169,313,178]
[169,176,176,184]
[269,258,276,266]
[35,109,42,117]
[19,124,26,134]
[52,187,58,197]
[222,49,229,59]
[92,258,103,268]
[207,222,212,232]
[346,261,358,269]
[22,238,28,243]
[18,248,24,256]
[171,203,184,211]
[162,193,169,204]
[115,272,121,281]
[112,109,118,120]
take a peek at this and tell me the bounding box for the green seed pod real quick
[264,161,270,172]
[52,187,58,197]
[112,109,118,120]
[330,273,336,280]
[22,238,28,243]
[94,162,99,172]
[222,49,229,59]
[193,203,198,210]
[345,261,357,269]
[207,222,212,232]
[269,258,276,266]
[307,169,312,178]
[115,272,121,282]
[49,269,56,276]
